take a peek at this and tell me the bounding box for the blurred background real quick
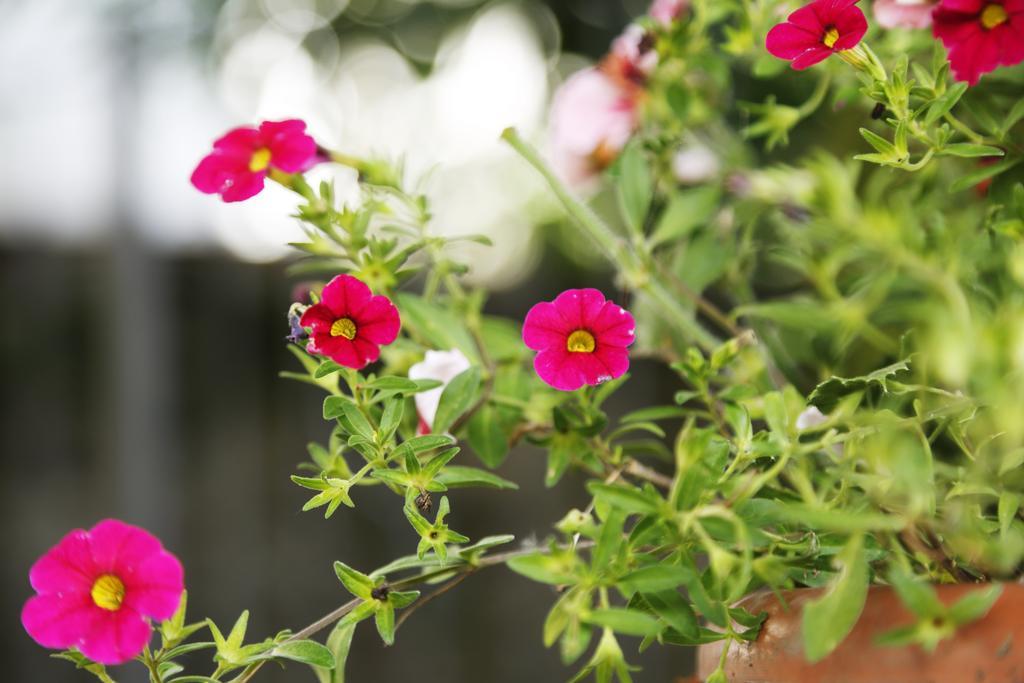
[0,0,691,681]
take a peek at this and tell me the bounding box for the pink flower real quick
[606,25,659,84]
[766,0,869,70]
[191,119,319,202]
[873,0,938,28]
[523,289,636,391]
[549,69,641,188]
[408,349,472,434]
[650,0,689,26]
[300,274,400,370]
[21,520,184,665]
[933,0,1024,85]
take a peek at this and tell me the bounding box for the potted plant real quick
[19,0,1024,681]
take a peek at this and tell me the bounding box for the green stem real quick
[500,128,622,258]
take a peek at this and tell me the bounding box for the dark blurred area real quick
[1,0,691,680]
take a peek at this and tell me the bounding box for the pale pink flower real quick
[874,0,937,29]
[650,0,689,26]
[549,68,640,188]
[607,25,658,84]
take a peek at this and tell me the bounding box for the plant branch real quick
[232,540,594,683]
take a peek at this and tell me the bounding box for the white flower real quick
[796,406,828,431]
[672,145,720,184]
[408,349,472,432]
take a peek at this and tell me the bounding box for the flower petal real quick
[320,275,372,319]
[260,120,318,173]
[190,154,250,196]
[590,301,636,347]
[948,27,1001,84]
[353,337,382,366]
[354,296,401,345]
[766,22,821,58]
[212,127,260,153]
[833,5,868,46]
[22,593,95,650]
[582,346,630,384]
[29,529,95,595]
[88,519,162,576]
[122,551,184,622]
[534,347,587,391]
[552,288,608,330]
[219,171,267,203]
[299,303,336,336]
[79,608,153,665]
[791,46,833,69]
[308,334,363,369]
[523,301,571,350]
[997,18,1024,67]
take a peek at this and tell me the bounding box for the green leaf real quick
[859,127,898,158]
[616,142,653,235]
[270,640,335,668]
[801,534,868,662]
[621,406,688,423]
[394,293,477,359]
[644,590,699,639]
[334,562,374,600]
[435,466,519,490]
[618,565,688,593]
[337,402,375,441]
[999,492,1020,537]
[378,399,404,441]
[649,186,721,247]
[467,404,510,468]
[315,620,356,683]
[432,367,482,434]
[584,608,662,637]
[507,552,579,585]
[925,82,967,126]
[939,143,1004,158]
[807,360,911,412]
[323,396,352,420]
[950,157,1022,193]
[592,507,627,570]
[888,570,943,619]
[362,376,422,392]
[375,604,396,646]
[398,434,455,454]
[315,361,344,379]
[948,585,1003,626]
[587,482,661,515]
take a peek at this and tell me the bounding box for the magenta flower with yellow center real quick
[523,289,636,391]
[300,274,401,370]
[191,119,320,202]
[21,519,184,665]
[766,0,869,70]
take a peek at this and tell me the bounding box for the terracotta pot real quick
[696,583,1024,683]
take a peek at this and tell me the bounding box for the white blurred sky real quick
[0,0,577,286]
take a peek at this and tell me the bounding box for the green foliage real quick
[50,1,1024,682]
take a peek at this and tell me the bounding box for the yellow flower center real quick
[981,3,1008,29]
[566,329,596,353]
[330,317,357,340]
[248,147,272,172]
[823,27,840,48]
[91,574,125,612]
